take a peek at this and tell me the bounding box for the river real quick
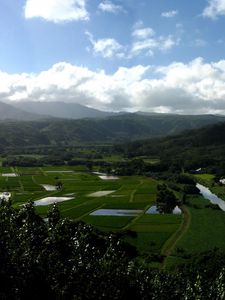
[196,183,225,211]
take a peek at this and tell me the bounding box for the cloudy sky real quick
[1,0,225,114]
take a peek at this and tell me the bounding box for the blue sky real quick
[1,0,225,114]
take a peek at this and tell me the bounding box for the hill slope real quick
[0,113,224,148]
[0,101,43,121]
[116,121,225,172]
[11,101,114,119]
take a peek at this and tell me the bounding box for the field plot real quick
[168,194,225,266]
[128,214,182,253]
[0,166,182,256]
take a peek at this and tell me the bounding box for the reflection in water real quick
[145,205,182,215]
[34,197,74,206]
[196,183,225,211]
[90,209,143,216]
[88,191,115,197]
[41,184,57,191]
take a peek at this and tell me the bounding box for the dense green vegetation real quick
[115,120,225,174]
[0,200,225,299]
[1,118,225,298]
[0,112,224,147]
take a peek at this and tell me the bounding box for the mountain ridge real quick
[10,101,116,119]
[0,111,224,147]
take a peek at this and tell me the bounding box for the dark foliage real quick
[0,201,225,299]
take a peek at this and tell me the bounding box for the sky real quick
[1,0,225,114]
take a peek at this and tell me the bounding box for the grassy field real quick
[0,166,182,258]
[2,166,225,267]
[167,194,225,267]
[194,173,215,185]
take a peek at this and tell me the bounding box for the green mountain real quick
[0,113,225,148]
[116,121,225,173]
[10,101,115,119]
[0,101,43,121]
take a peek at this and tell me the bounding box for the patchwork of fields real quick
[0,166,182,256]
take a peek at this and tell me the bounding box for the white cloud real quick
[86,25,179,59]
[130,27,179,57]
[132,27,155,39]
[98,1,126,14]
[24,0,89,23]
[3,58,225,114]
[203,0,225,19]
[161,10,178,18]
[86,32,125,58]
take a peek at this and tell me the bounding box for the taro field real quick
[0,166,182,256]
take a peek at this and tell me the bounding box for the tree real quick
[156,184,177,213]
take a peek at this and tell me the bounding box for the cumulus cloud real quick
[24,0,89,23]
[2,59,225,114]
[161,10,178,18]
[130,26,179,57]
[86,25,179,59]
[132,27,155,39]
[98,1,126,14]
[203,0,225,19]
[86,32,125,58]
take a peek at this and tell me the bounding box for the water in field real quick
[145,205,182,215]
[65,193,75,196]
[2,173,18,177]
[93,172,119,180]
[88,191,115,197]
[99,175,119,180]
[41,184,57,191]
[92,172,105,175]
[34,196,74,206]
[173,206,182,214]
[90,209,143,216]
[197,183,225,211]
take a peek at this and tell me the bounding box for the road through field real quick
[161,205,191,269]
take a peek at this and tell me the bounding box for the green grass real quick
[127,214,181,254]
[83,215,134,229]
[194,173,215,185]
[172,195,225,257]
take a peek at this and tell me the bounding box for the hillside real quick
[10,101,115,119]
[116,121,225,173]
[0,113,224,148]
[0,101,43,121]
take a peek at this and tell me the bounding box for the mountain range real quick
[9,101,114,120]
[0,105,224,147]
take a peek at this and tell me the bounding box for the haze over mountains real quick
[0,101,43,121]
[0,100,225,147]
[10,101,114,120]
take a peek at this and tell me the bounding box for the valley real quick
[1,159,225,269]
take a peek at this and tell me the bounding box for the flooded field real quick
[34,196,74,206]
[88,191,115,197]
[90,209,143,216]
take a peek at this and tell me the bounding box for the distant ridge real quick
[11,101,115,120]
[0,101,43,121]
[0,112,225,147]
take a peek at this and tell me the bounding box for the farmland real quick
[2,165,225,268]
[0,166,182,260]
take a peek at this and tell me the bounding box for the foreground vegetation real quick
[1,201,225,300]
